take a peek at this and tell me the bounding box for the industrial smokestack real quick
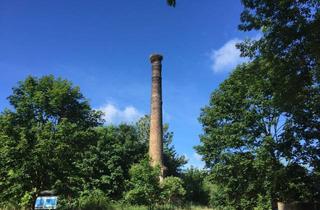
[149,54,166,179]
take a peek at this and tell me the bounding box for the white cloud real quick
[210,38,247,73]
[184,152,205,169]
[97,103,143,124]
[193,153,202,161]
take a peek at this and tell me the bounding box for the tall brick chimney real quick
[149,54,165,179]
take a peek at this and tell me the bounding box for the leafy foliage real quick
[57,189,113,210]
[182,167,209,206]
[78,125,146,199]
[77,189,113,210]
[124,159,161,205]
[167,0,176,7]
[0,76,187,208]
[194,1,320,208]
[235,0,320,205]
[135,116,187,177]
[238,0,320,172]
[0,75,102,207]
[160,176,186,205]
[196,60,319,208]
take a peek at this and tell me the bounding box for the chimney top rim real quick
[150,54,163,63]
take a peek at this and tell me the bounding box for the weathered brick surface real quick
[149,54,166,179]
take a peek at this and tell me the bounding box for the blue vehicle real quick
[34,191,58,210]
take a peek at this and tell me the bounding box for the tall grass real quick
[0,202,213,210]
[111,203,213,210]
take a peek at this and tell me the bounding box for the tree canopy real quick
[238,0,320,151]
[196,1,320,208]
[0,76,103,207]
[196,59,320,209]
[0,75,187,209]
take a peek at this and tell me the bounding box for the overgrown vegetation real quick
[1,0,319,209]
[0,76,192,209]
[196,0,320,209]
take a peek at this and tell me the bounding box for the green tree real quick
[0,75,188,208]
[238,1,320,203]
[78,124,146,199]
[0,75,102,207]
[79,116,186,202]
[238,0,320,172]
[196,60,319,209]
[239,0,319,65]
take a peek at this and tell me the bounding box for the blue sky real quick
[0,0,257,168]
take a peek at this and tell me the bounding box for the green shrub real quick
[253,194,271,210]
[160,176,186,205]
[78,189,113,210]
[182,167,209,205]
[56,189,112,210]
[19,191,34,209]
[0,203,19,210]
[207,184,235,210]
[124,159,161,205]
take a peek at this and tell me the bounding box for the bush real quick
[160,176,186,205]
[0,203,19,210]
[20,190,34,209]
[182,167,209,205]
[124,159,161,205]
[207,184,235,210]
[254,194,272,210]
[57,189,113,210]
[78,189,113,210]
